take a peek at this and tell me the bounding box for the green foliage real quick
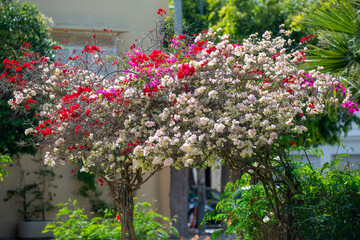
[291,156,360,239]
[0,0,54,63]
[204,175,280,240]
[0,97,38,156]
[205,153,360,239]
[0,0,54,156]
[0,154,11,181]
[75,171,109,212]
[303,110,360,146]
[44,200,179,240]
[207,0,281,41]
[43,200,121,240]
[4,158,58,221]
[133,201,179,240]
[181,0,208,35]
[179,0,311,42]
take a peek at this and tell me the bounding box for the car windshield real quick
[189,187,221,201]
[189,188,197,199]
[206,189,221,201]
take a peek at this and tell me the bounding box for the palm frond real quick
[303,0,358,35]
[305,33,356,73]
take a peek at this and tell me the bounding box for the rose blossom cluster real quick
[1,28,357,176]
[127,29,357,169]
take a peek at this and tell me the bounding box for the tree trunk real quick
[197,168,206,234]
[220,164,231,194]
[170,167,189,238]
[189,168,195,186]
[231,168,242,183]
[105,165,161,240]
[115,183,136,240]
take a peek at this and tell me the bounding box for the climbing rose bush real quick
[2,28,357,174]
[115,28,357,170]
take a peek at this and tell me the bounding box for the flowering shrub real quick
[122,28,357,171]
[0,0,55,157]
[1,12,358,238]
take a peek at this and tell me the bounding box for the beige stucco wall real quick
[0,0,170,238]
[0,152,91,238]
[20,0,169,51]
[0,152,170,238]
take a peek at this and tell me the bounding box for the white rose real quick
[199,117,209,126]
[163,158,173,167]
[145,121,155,128]
[208,90,218,99]
[214,123,225,133]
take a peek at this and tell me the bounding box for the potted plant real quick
[4,157,58,239]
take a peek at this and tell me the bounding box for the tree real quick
[0,0,53,63]
[2,12,357,239]
[181,0,208,35]
[0,0,54,156]
[180,0,314,41]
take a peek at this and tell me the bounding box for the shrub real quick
[205,175,284,240]
[43,200,179,240]
[0,0,54,156]
[291,156,360,239]
[205,154,360,239]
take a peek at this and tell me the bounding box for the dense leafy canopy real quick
[180,0,314,42]
[0,0,54,156]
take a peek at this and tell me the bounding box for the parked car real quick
[187,186,221,228]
